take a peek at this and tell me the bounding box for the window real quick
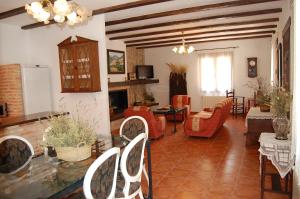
[200,52,232,95]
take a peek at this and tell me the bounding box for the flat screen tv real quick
[136,65,154,79]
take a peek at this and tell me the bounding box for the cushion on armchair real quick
[166,95,191,122]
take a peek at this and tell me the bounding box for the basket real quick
[260,104,271,112]
[55,143,91,162]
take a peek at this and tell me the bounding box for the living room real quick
[0,0,299,198]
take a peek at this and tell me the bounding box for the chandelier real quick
[25,0,92,26]
[172,32,195,54]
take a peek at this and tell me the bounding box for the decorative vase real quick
[260,104,270,112]
[55,143,91,162]
[272,116,290,140]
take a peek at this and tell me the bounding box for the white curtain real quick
[199,51,233,95]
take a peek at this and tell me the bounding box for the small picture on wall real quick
[107,49,125,74]
[247,57,257,78]
[127,72,136,80]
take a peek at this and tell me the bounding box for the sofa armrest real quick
[203,108,214,112]
[197,111,213,119]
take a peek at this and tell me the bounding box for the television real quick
[136,65,154,79]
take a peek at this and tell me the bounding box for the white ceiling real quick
[0,0,286,48]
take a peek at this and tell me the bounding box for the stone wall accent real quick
[0,120,50,155]
[0,64,24,117]
[126,47,145,73]
[126,47,146,106]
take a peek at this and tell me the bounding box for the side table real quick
[153,107,186,133]
[259,133,295,199]
[246,107,274,146]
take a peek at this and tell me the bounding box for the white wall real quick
[0,23,30,65]
[106,37,127,82]
[145,38,271,112]
[294,0,300,196]
[0,15,112,142]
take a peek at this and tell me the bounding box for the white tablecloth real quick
[259,133,294,178]
[245,107,274,127]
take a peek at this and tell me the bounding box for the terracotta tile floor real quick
[146,116,289,199]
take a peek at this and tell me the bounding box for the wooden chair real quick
[226,89,245,117]
[83,147,121,199]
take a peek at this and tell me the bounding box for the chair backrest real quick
[120,133,147,197]
[226,89,235,98]
[120,114,149,143]
[172,95,190,108]
[83,147,121,199]
[0,135,34,174]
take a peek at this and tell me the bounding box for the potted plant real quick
[256,93,271,112]
[245,76,271,112]
[269,86,292,140]
[43,115,97,162]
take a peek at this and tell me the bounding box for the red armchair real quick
[166,95,191,122]
[124,106,166,139]
[184,98,232,138]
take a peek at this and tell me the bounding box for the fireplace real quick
[109,89,128,120]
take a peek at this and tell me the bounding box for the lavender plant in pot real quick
[43,115,97,162]
[269,87,292,140]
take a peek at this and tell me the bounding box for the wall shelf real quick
[108,79,159,88]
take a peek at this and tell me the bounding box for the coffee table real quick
[153,107,186,133]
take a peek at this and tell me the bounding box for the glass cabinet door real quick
[59,47,75,91]
[75,43,92,91]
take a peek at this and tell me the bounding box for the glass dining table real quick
[0,136,153,199]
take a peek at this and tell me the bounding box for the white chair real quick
[115,133,147,199]
[83,147,120,199]
[0,135,34,174]
[120,116,149,143]
[119,116,150,195]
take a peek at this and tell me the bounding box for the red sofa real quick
[124,106,166,139]
[166,95,191,122]
[184,98,232,137]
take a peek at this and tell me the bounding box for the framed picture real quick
[107,49,125,74]
[277,43,283,87]
[247,57,257,78]
[282,17,291,90]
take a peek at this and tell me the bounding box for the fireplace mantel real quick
[108,79,159,88]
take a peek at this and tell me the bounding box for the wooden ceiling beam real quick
[106,0,281,26]
[126,30,275,47]
[136,35,272,49]
[0,6,25,20]
[110,18,279,40]
[21,0,173,30]
[106,8,282,34]
[92,0,173,15]
[125,25,277,43]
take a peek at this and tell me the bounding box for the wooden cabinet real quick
[58,36,101,92]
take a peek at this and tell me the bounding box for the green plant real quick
[144,92,155,101]
[256,92,271,105]
[269,87,292,117]
[44,115,97,148]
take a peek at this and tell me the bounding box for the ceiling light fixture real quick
[172,32,195,54]
[25,0,92,26]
